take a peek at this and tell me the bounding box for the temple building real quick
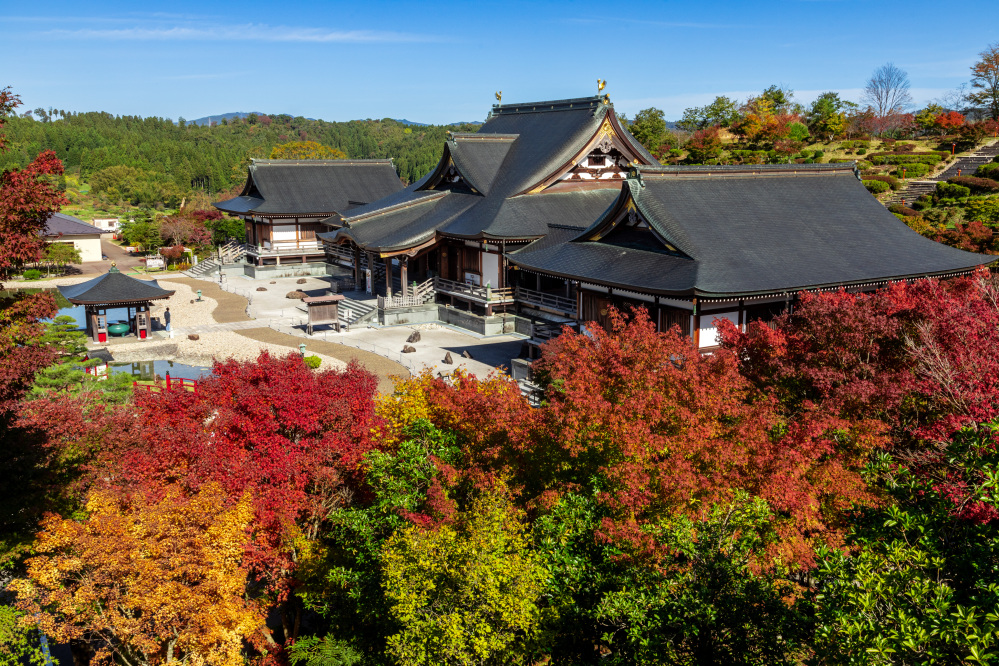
[58,266,174,342]
[214,159,404,271]
[215,93,992,349]
[317,95,656,311]
[508,164,993,349]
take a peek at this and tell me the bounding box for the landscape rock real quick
[188,334,200,341]
[286,290,307,299]
[406,330,421,343]
[462,349,474,359]
[296,278,308,284]
[402,345,416,353]
[270,281,276,284]
[256,287,267,292]
[443,351,453,364]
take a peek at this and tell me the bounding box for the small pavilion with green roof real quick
[58,265,174,342]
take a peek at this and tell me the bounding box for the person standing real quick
[164,307,171,332]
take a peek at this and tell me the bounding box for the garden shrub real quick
[937,182,972,199]
[949,176,999,194]
[856,148,867,155]
[975,163,999,179]
[912,195,934,211]
[22,269,42,280]
[866,175,901,190]
[888,203,921,217]
[863,180,890,194]
[814,150,825,159]
[893,163,931,178]
[303,355,322,369]
[964,197,999,223]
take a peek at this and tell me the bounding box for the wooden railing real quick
[433,277,514,302]
[325,243,355,266]
[246,240,323,256]
[515,286,577,316]
[378,279,436,309]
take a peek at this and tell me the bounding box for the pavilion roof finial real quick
[597,79,606,94]
[495,91,502,104]
[109,262,119,273]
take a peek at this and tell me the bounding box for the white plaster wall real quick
[481,252,500,288]
[271,225,297,241]
[699,310,739,348]
[54,237,102,263]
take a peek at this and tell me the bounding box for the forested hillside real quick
[0,111,479,209]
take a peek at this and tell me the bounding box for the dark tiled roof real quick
[510,165,994,298]
[43,212,103,236]
[330,96,654,252]
[213,159,404,216]
[58,270,175,305]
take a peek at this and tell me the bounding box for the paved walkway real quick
[162,276,410,393]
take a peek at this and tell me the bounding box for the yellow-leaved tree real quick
[13,484,264,666]
[381,489,548,665]
[268,141,346,160]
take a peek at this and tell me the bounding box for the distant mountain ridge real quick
[190,112,480,127]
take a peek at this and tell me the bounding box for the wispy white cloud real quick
[43,23,438,43]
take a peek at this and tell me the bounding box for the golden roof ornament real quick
[495,91,502,103]
[602,93,611,105]
[597,79,606,93]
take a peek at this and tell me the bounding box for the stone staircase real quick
[338,296,378,328]
[887,180,936,207]
[886,140,999,208]
[184,241,247,278]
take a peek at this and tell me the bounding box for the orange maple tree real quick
[13,484,265,666]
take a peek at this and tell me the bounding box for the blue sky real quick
[4,0,997,124]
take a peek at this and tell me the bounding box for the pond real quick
[110,360,211,381]
[2,289,128,331]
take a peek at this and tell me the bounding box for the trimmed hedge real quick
[949,176,999,194]
[868,153,946,165]
[865,174,902,190]
[303,355,322,369]
[892,163,931,178]
[863,179,891,194]
[937,182,972,198]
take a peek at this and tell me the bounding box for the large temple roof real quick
[319,96,656,254]
[213,159,404,217]
[58,268,175,305]
[509,164,994,298]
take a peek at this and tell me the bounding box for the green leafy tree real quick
[269,141,347,160]
[677,96,741,131]
[627,107,670,153]
[381,489,548,666]
[812,423,999,664]
[288,635,362,666]
[43,241,80,275]
[807,92,854,141]
[0,605,48,666]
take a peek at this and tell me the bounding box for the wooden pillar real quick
[400,258,409,297]
[385,256,392,297]
[366,251,375,294]
[738,299,745,332]
[536,273,541,291]
[692,297,700,347]
[353,245,361,284]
